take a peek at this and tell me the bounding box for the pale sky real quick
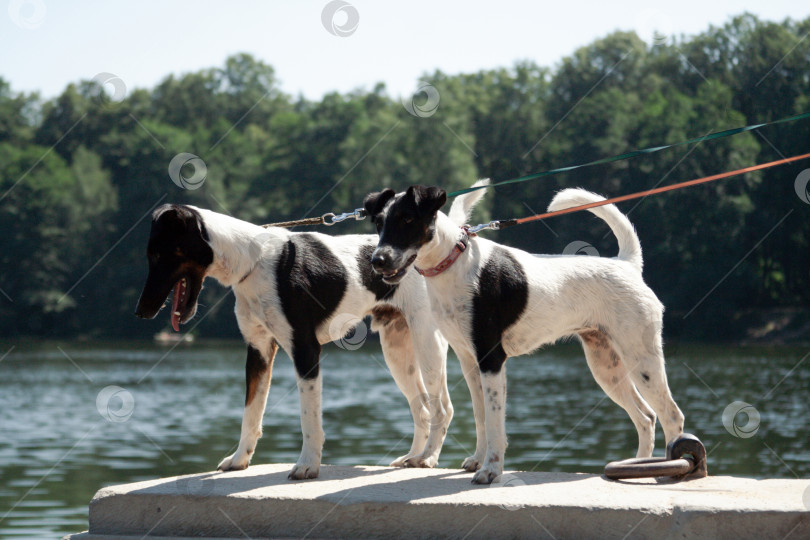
[1,0,808,101]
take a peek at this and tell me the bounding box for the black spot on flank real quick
[357,244,398,300]
[641,372,650,382]
[472,247,528,373]
[276,234,347,379]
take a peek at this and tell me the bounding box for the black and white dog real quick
[364,180,685,484]
[134,205,453,479]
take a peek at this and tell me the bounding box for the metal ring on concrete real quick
[604,432,708,481]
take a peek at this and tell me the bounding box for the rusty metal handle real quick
[604,433,708,481]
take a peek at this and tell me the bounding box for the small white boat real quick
[153,330,194,345]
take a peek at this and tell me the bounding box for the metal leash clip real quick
[465,220,501,235]
[323,208,368,226]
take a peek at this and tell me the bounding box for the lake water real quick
[0,339,808,538]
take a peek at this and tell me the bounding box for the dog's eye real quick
[404,217,415,224]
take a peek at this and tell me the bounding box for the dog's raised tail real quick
[548,188,643,273]
[448,179,489,226]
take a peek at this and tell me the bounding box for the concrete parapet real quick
[65,463,809,539]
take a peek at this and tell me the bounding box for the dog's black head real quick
[134,204,214,331]
[363,185,446,283]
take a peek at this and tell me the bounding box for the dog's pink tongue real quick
[170,284,181,332]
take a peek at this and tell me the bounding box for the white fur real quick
[415,184,685,484]
[189,208,453,478]
[448,178,490,226]
[547,189,643,273]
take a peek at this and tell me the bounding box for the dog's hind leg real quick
[618,329,685,445]
[375,310,446,467]
[579,330,656,458]
[218,340,278,471]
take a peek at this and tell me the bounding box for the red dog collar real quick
[415,234,470,277]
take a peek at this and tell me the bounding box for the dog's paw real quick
[217,451,251,472]
[471,467,499,485]
[403,454,439,468]
[390,454,415,467]
[288,463,320,480]
[461,455,483,472]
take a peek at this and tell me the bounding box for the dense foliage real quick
[1,14,808,340]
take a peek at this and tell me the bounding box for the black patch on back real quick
[471,247,529,373]
[276,234,347,379]
[357,244,398,300]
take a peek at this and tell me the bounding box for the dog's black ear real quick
[408,185,447,216]
[363,188,396,218]
[152,204,209,241]
[152,203,178,223]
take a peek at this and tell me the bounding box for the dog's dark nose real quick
[371,252,389,272]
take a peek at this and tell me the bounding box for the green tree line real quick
[1,13,808,341]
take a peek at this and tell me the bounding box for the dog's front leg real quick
[218,341,278,471]
[457,348,487,472]
[405,324,452,468]
[288,338,324,480]
[472,366,508,484]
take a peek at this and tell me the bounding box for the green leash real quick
[448,110,810,198]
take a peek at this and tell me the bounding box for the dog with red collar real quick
[364,179,686,484]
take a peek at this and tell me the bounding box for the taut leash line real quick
[449,111,810,198]
[465,151,810,233]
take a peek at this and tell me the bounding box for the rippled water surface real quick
[0,340,808,538]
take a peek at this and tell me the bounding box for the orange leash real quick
[509,152,810,225]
